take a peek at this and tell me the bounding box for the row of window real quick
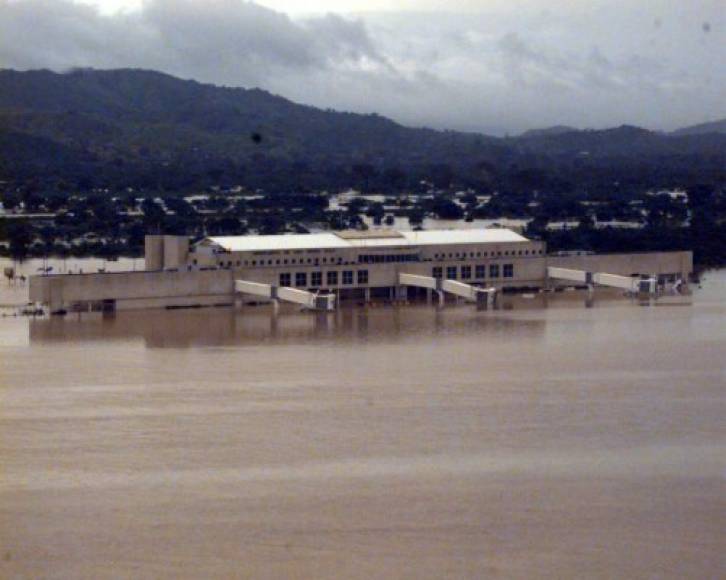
[358,254,420,264]
[432,264,514,280]
[433,249,541,259]
[279,270,369,288]
[220,256,346,268]
[216,248,542,269]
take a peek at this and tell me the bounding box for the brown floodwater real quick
[0,267,724,579]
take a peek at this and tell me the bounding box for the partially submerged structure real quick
[29,228,692,314]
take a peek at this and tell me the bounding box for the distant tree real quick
[1,191,21,211]
[141,198,165,232]
[408,207,425,227]
[7,221,33,261]
[431,198,464,220]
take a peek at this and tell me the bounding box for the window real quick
[358,254,420,264]
[432,266,443,279]
[342,270,353,285]
[475,265,486,279]
[279,273,291,286]
[489,264,500,278]
[503,264,514,278]
[446,266,457,279]
[295,272,307,287]
[311,271,322,287]
[357,270,369,284]
[461,265,472,280]
[327,271,338,286]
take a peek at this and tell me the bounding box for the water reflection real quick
[29,303,553,348]
[26,286,697,349]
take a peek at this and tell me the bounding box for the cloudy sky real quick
[0,0,723,134]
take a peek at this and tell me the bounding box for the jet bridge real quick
[398,273,498,308]
[235,280,335,311]
[546,267,657,293]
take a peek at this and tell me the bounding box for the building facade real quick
[29,228,693,313]
[189,229,547,299]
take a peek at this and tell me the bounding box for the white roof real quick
[204,228,528,253]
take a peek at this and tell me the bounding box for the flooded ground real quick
[0,266,724,579]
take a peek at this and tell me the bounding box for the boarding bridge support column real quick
[475,286,498,310]
[396,285,408,301]
[270,285,280,314]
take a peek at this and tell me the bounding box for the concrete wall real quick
[30,269,234,312]
[144,236,164,271]
[145,235,190,271]
[163,235,190,270]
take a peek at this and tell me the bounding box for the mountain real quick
[0,68,724,189]
[519,125,578,138]
[672,118,726,136]
[0,68,502,165]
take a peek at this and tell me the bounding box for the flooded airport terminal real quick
[27,229,693,314]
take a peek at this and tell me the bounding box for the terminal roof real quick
[203,228,528,253]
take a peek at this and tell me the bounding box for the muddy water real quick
[0,270,724,579]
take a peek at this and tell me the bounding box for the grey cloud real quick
[0,0,724,134]
[0,0,383,82]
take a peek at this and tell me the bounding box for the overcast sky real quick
[1,0,723,135]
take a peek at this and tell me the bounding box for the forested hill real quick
[1,68,725,192]
[0,68,501,166]
[672,118,726,136]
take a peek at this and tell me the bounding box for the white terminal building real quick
[31,227,693,313]
[181,228,546,301]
